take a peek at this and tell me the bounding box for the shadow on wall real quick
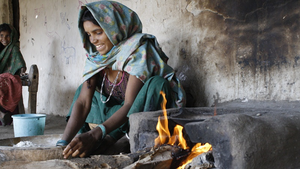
[176,60,208,107]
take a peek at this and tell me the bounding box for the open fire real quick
[154,91,212,168]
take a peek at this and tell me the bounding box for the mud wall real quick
[16,0,300,115]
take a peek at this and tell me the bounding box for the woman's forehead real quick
[0,30,10,34]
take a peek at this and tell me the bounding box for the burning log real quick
[184,150,215,169]
[123,144,214,169]
[124,144,186,169]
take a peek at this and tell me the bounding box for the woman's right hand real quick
[61,74,100,158]
[62,127,102,158]
[19,67,27,77]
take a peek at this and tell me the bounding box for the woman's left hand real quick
[62,129,101,158]
[20,72,28,77]
[19,67,27,77]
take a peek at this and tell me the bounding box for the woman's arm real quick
[61,74,99,158]
[61,75,98,142]
[64,74,143,158]
[102,74,144,134]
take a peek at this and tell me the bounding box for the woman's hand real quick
[60,75,100,158]
[20,67,27,77]
[63,127,102,158]
[20,72,28,77]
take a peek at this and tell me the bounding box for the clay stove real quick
[129,107,300,169]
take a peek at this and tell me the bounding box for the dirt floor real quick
[0,114,66,140]
[0,114,132,169]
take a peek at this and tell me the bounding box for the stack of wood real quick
[124,144,215,169]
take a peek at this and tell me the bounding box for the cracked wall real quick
[16,0,300,115]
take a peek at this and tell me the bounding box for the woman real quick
[0,23,27,125]
[57,1,186,158]
[0,23,26,75]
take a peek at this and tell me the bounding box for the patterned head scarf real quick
[0,24,26,75]
[78,0,185,107]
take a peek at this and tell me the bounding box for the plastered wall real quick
[20,0,85,115]
[17,0,300,115]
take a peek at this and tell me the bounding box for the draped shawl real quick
[0,24,26,75]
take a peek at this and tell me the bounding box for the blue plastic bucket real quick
[11,114,46,137]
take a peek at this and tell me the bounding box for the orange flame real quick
[154,91,171,147]
[168,125,189,150]
[155,91,213,168]
[214,104,217,116]
[178,143,212,169]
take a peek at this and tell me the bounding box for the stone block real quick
[185,111,300,169]
[129,107,300,169]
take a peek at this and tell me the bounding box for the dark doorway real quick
[12,0,19,34]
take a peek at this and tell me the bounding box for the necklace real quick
[100,71,121,103]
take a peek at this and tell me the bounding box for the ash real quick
[13,141,41,147]
[185,151,215,169]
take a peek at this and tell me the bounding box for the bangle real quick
[97,124,106,139]
[56,139,69,146]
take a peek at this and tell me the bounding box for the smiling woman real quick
[0,29,11,47]
[0,23,26,75]
[56,1,186,158]
[83,20,113,55]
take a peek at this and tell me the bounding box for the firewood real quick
[184,151,215,169]
[124,144,183,169]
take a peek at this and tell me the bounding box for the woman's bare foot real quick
[0,111,6,126]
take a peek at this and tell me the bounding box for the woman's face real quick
[83,21,113,55]
[0,30,11,47]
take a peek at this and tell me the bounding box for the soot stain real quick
[236,32,290,73]
[294,56,300,67]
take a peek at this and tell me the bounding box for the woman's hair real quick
[0,23,11,34]
[81,10,99,26]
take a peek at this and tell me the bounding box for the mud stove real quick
[129,107,300,169]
